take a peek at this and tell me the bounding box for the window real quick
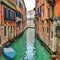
[39,6,41,14]
[10,11,12,20]
[10,11,13,20]
[56,27,60,38]
[16,0,19,5]
[8,26,9,37]
[42,0,44,4]
[8,10,15,21]
[16,0,18,4]
[0,38,1,44]
[16,11,21,18]
[13,12,15,20]
[13,27,15,35]
[38,6,41,16]
[8,10,10,19]
[36,0,39,2]
[16,22,20,27]
[4,7,7,20]
[4,7,15,21]
[19,2,22,8]
[48,6,50,17]
[8,10,12,20]
[22,15,23,19]
[47,27,49,33]
[11,26,12,33]
[51,31,53,38]
[4,26,6,36]
[0,21,2,26]
[43,9,44,17]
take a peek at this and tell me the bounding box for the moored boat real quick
[3,47,16,59]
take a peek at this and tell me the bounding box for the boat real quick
[3,47,16,59]
[4,43,11,48]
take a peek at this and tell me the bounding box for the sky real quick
[24,0,35,11]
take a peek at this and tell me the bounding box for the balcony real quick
[16,17,22,22]
[4,18,16,22]
[16,11,22,22]
[53,16,60,21]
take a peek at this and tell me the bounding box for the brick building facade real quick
[0,0,26,48]
[35,0,60,59]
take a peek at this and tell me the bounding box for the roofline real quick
[27,10,35,12]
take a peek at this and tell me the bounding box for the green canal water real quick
[0,28,50,60]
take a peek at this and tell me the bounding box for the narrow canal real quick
[0,28,50,60]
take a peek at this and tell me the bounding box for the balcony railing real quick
[16,17,22,22]
[4,18,16,22]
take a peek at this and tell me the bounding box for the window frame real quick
[51,31,53,39]
[4,7,16,21]
[4,26,6,36]
[4,7,7,20]
[0,38,1,44]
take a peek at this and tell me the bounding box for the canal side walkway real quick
[0,28,50,60]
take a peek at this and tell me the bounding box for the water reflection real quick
[24,28,35,60]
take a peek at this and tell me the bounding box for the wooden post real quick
[51,55,59,60]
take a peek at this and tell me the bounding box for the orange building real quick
[35,0,60,59]
[0,0,27,48]
[16,0,23,35]
[16,0,27,36]
[0,0,16,47]
[54,0,60,59]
